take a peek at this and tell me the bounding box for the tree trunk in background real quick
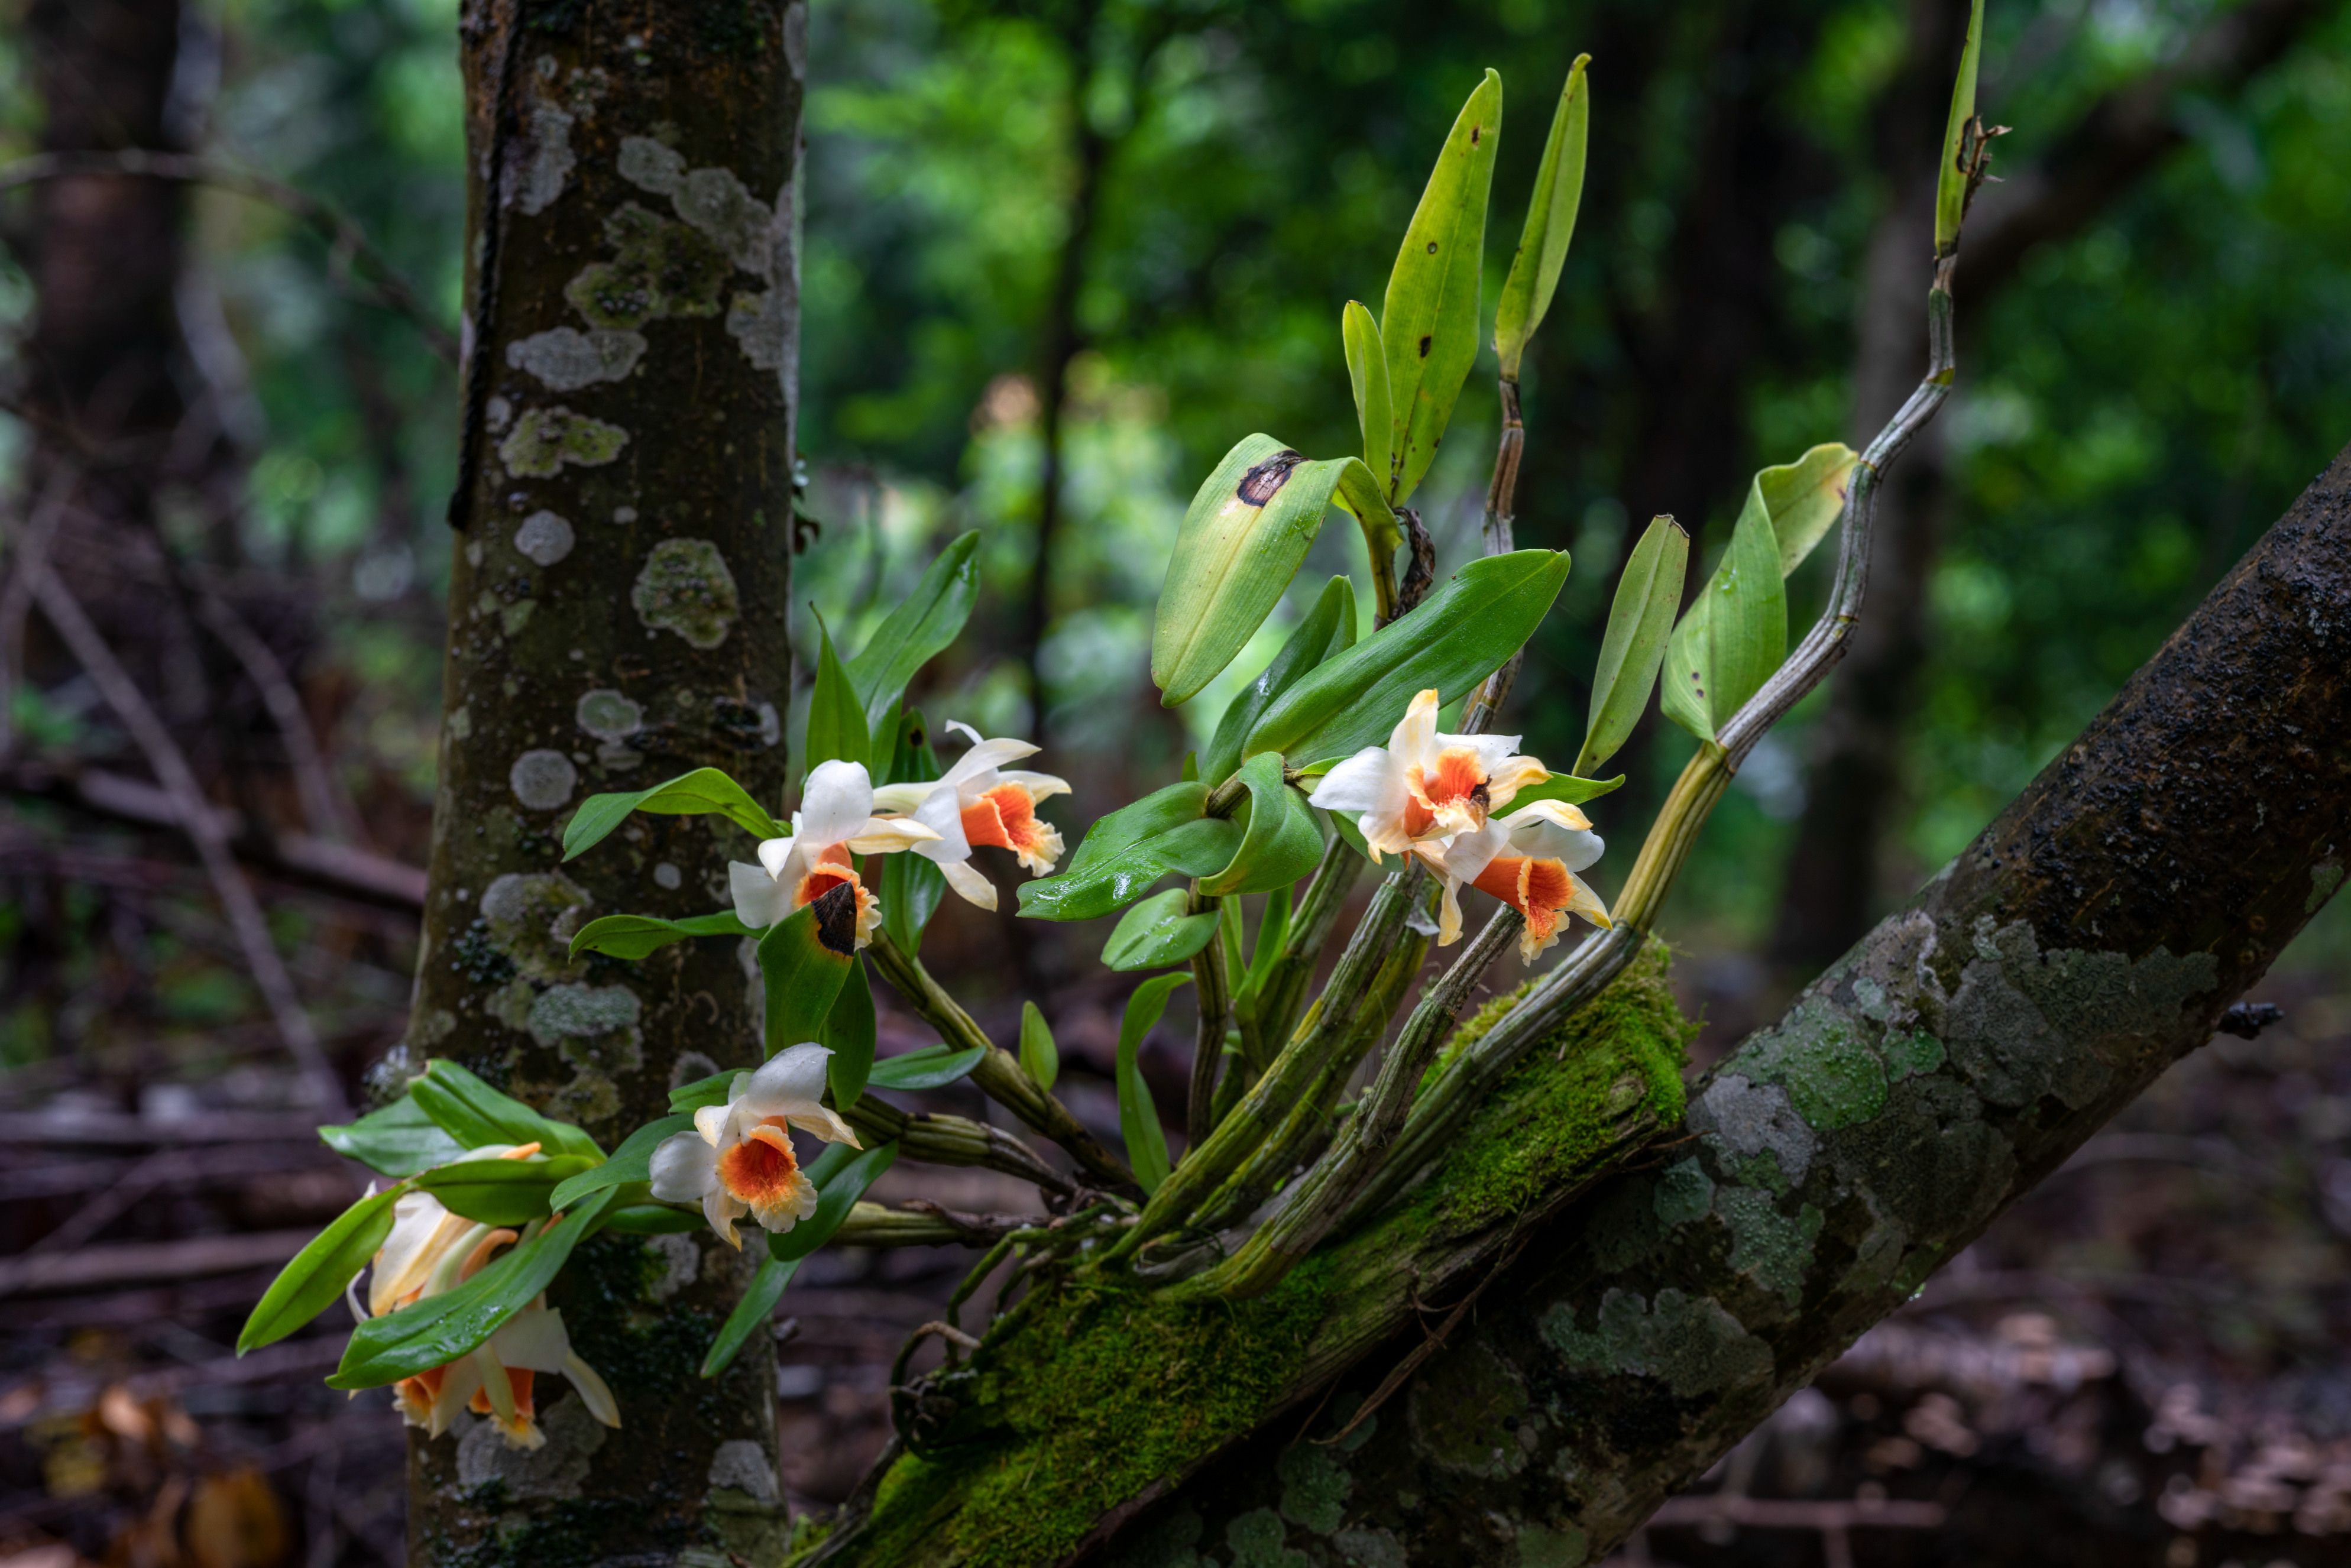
[402,4,802,1564]
[1086,439,2351,1568]
[1773,0,2339,979]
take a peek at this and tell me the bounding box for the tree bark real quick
[1087,442,2351,1567]
[1772,0,2340,976]
[400,4,802,1565]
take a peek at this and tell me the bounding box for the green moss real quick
[850,1268,1332,1568]
[1735,997,1889,1130]
[498,406,629,478]
[1424,942,1692,1234]
[567,204,731,329]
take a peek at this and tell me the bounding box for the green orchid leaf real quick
[1202,575,1357,787]
[1102,888,1221,972]
[1197,752,1323,898]
[758,884,859,1055]
[597,1203,705,1235]
[1382,68,1502,507]
[880,710,948,955]
[1152,436,1387,705]
[1018,1002,1058,1092]
[1760,443,1860,578]
[804,620,871,777]
[669,1071,736,1112]
[767,1141,899,1264]
[563,768,783,863]
[1342,302,1392,492]
[865,1044,988,1093]
[701,1255,799,1378]
[1237,885,1291,1004]
[1575,515,1689,776]
[1114,974,1190,1194]
[1510,772,1626,811]
[1494,55,1590,380]
[1936,0,1987,257]
[568,910,753,961]
[549,1113,695,1211]
[845,532,980,733]
[318,1094,462,1178]
[1246,550,1569,767]
[328,1189,618,1389]
[822,957,877,1106]
[1015,783,1241,922]
[410,1060,602,1162]
[238,1184,403,1355]
[414,1154,597,1226]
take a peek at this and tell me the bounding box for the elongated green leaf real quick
[1114,974,1190,1193]
[1018,1002,1058,1092]
[823,957,877,1106]
[768,1141,899,1264]
[866,1044,987,1092]
[1659,446,1859,742]
[549,1112,695,1211]
[702,1255,799,1378]
[844,532,980,733]
[1015,783,1242,922]
[1247,550,1570,766]
[804,621,870,777]
[415,1154,595,1226]
[1342,302,1391,491]
[329,1188,617,1389]
[1575,516,1689,776]
[880,710,948,954]
[1936,0,1987,257]
[1381,69,1502,507]
[1494,55,1591,379]
[1103,889,1221,972]
[1759,443,1859,577]
[1152,436,1385,705]
[568,910,752,962]
[319,1094,461,1178]
[564,768,782,863]
[1702,490,1788,730]
[1510,772,1626,812]
[759,884,859,1054]
[238,1184,402,1354]
[1197,752,1324,898]
[1202,576,1357,786]
[410,1060,602,1162]
[1237,885,1291,1004]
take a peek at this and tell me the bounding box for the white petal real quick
[1565,872,1613,928]
[785,1106,863,1147]
[703,1187,744,1249]
[649,1131,717,1200]
[741,1042,833,1110]
[1388,688,1442,766]
[911,788,973,862]
[799,760,876,848]
[490,1302,572,1372]
[938,857,998,910]
[755,835,798,879]
[731,860,790,929]
[1434,819,1512,884]
[564,1351,622,1428]
[430,1359,482,1436]
[943,720,986,748]
[996,769,1070,801]
[1309,747,1406,815]
[843,815,941,854]
[1437,731,1527,776]
[868,781,940,814]
[943,736,1039,787]
[370,1193,459,1316]
[1504,806,1605,872]
[692,1104,733,1148]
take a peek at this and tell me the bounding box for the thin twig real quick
[27,562,346,1112]
[192,591,359,841]
[0,151,457,364]
[0,466,78,759]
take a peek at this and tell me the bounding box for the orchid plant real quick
[241,18,1996,1456]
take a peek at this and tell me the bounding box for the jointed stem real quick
[1460,375,1528,737]
[843,1094,1076,1198]
[1184,888,1233,1144]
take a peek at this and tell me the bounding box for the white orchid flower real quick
[358,1147,620,1450]
[1419,798,1612,959]
[730,759,938,947]
[646,1043,861,1250]
[867,721,1070,911]
[1308,689,1549,860]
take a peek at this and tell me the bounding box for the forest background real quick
[3,0,2351,1564]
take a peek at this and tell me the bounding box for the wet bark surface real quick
[1089,448,2351,1567]
[400,4,803,1565]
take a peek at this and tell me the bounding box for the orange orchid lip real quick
[717,1123,802,1209]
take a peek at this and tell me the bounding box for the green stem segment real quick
[867,931,1134,1188]
[1459,374,1527,736]
[1184,887,1233,1144]
[843,1094,1074,1197]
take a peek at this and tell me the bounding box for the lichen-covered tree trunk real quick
[1087,443,2351,1567]
[401,4,803,1564]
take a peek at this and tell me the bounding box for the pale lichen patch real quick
[510,749,579,810]
[478,871,592,983]
[498,406,628,478]
[507,327,647,391]
[455,1394,605,1499]
[633,539,740,649]
[1542,1287,1773,1400]
[1689,1075,1815,1188]
[708,1438,781,1505]
[513,510,578,566]
[575,688,644,740]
